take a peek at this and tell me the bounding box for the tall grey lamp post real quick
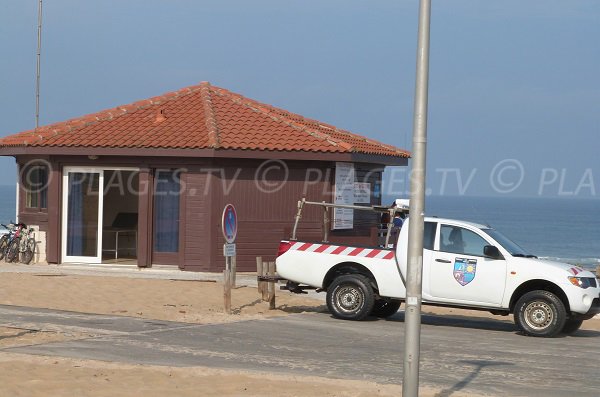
[402,0,431,396]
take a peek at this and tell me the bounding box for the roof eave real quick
[0,146,409,166]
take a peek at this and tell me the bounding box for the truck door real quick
[427,224,507,306]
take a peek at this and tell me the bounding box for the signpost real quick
[221,204,237,314]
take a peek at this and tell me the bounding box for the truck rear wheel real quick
[371,299,401,318]
[514,290,566,337]
[326,274,374,321]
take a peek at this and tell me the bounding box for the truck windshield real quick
[482,228,534,257]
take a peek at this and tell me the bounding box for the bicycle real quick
[19,227,36,264]
[0,223,15,261]
[5,223,29,263]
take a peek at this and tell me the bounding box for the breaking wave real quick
[538,256,600,272]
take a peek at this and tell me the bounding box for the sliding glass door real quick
[61,168,104,263]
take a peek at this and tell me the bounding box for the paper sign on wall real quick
[333,162,355,229]
[354,182,371,204]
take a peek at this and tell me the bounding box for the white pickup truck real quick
[276,200,600,337]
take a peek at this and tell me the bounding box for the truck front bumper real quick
[587,297,600,315]
[574,297,600,320]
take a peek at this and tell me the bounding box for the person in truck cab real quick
[445,227,466,254]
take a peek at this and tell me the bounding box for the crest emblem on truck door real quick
[453,258,477,286]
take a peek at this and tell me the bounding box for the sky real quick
[1,0,599,198]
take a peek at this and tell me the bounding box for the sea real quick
[0,185,597,271]
[383,194,600,272]
[0,185,17,228]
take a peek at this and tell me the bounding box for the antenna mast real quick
[35,0,43,129]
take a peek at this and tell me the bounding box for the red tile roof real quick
[0,82,409,158]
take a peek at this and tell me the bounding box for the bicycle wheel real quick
[20,238,36,264]
[6,239,20,263]
[0,235,8,260]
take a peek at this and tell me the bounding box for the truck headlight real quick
[568,276,592,289]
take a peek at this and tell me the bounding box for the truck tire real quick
[371,299,401,318]
[561,319,583,335]
[326,274,375,321]
[514,290,567,337]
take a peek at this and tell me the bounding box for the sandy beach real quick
[0,265,597,396]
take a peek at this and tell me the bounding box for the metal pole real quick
[291,199,305,240]
[35,0,43,129]
[385,208,394,248]
[402,0,431,396]
[323,205,330,242]
[224,255,232,314]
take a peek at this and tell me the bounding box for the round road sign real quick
[221,204,238,244]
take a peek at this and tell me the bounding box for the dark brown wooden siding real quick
[205,160,386,272]
[14,154,391,272]
[136,168,152,267]
[182,171,212,271]
[17,158,50,231]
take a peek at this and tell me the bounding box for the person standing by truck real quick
[393,211,405,229]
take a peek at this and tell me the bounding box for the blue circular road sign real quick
[222,204,238,244]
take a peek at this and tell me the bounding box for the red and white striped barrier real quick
[288,241,395,260]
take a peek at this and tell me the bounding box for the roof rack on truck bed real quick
[291,198,409,248]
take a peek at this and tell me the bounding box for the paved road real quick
[1,304,599,396]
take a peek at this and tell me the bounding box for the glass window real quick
[66,172,99,257]
[482,228,530,256]
[23,165,48,209]
[153,170,181,253]
[423,221,436,250]
[440,225,489,257]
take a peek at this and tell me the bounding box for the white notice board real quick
[333,162,355,229]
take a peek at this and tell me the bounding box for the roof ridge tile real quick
[200,82,220,148]
[210,86,350,151]
[208,85,412,157]
[8,85,206,146]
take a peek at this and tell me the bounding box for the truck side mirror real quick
[484,245,503,260]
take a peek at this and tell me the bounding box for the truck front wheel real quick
[561,319,583,334]
[371,299,401,318]
[326,274,375,321]
[514,290,566,337]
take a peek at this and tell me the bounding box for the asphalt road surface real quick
[1,304,599,396]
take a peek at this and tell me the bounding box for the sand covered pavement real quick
[0,270,327,325]
[0,351,495,397]
[0,264,597,396]
[0,267,404,397]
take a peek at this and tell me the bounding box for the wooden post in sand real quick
[596,265,600,278]
[223,267,231,314]
[231,256,237,287]
[256,257,264,300]
[268,261,276,310]
[256,257,262,296]
[256,257,276,309]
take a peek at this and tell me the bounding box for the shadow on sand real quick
[385,311,518,333]
[232,299,327,315]
[381,311,600,337]
[433,359,515,397]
